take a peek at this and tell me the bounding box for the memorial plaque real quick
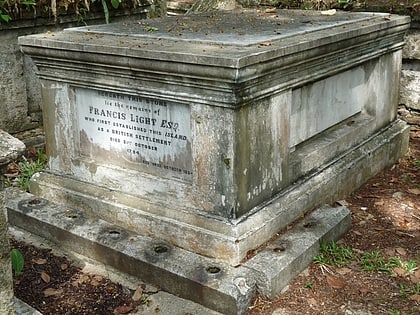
[76,88,192,180]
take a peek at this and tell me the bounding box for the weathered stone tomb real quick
[18,9,410,267]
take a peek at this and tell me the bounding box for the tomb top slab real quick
[20,9,410,70]
[68,9,389,46]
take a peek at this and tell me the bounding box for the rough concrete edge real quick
[15,298,42,315]
[5,190,256,315]
[243,205,351,299]
[0,130,26,167]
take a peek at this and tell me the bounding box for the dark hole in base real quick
[303,221,316,228]
[108,230,121,239]
[154,245,169,254]
[273,244,287,252]
[206,266,221,274]
[28,198,42,205]
[66,213,78,219]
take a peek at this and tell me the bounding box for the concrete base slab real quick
[6,189,255,315]
[15,298,42,315]
[6,190,351,315]
[243,205,351,298]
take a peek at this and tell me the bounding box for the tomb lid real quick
[67,9,389,47]
[20,9,410,68]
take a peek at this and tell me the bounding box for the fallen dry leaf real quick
[114,305,134,314]
[43,288,63,297]
[132,287,143,302]
[91,278,101,286]
[336,267,352,275]
[408,188,420,195]
[32,258,48,265]
[393,267,406,277]
[90,275,104,286]
[307,297,318,307]
[395,247,407,256]
[409,294,420,302]
[411,269,420,284]
[384,248,395,256]
[3,171,19,178]
[40,271,51,283]
[326,275,346,289]
[359,287,371,295]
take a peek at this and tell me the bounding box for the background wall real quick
[0,1,165,145]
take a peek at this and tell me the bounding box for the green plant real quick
[0,0,127,25]
[313,241,355,267]
[0,0,35,23]
[1,0,12,23]
[404,260,417,273]
[11,248,24,276]
[398,283,420,298]
[96,0,121,24]
[360,251,402,274]
[15,149,47,191]
[304,280,314,289]
[337,0,354,9]
[389,309,408,315]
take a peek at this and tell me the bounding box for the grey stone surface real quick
[1,162,15,315]
[0,130,26,170]
[243,205,351,298]
[68,10,393,46]
[15,299,42,315]
[403,29,420,60]
[400,29,420,111]
[400,69,420,111]
[6,191,354,315]
[19,9,410,265]
[6,189,255,315]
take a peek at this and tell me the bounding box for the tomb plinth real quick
[19,9,410,265]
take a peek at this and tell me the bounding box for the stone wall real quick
[401,24,420,112]
[0,2,165,135]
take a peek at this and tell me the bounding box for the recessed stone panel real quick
[76,88,192,181]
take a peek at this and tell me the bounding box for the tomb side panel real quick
[235,91,291,217]
[364,51,402,129]
[290,67,365,148]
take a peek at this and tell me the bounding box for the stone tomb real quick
[18,10,410,266]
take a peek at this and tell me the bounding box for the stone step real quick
[6,189,351,315]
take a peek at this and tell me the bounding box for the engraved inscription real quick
[76,88,192,180]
